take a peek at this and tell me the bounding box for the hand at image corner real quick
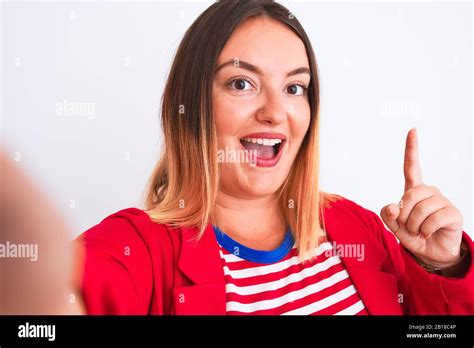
[0,149,85,314]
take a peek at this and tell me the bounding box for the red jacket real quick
[77,197,474,315]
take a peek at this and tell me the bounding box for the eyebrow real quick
[214,59,310,78]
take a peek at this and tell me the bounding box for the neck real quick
[212,191,287,251]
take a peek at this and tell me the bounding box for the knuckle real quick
[419,226,428,236]
[430,213,442,226]
[451,207,463,222]
[417,204,429,217]
[406,222,416,234]
[404,191,415,202]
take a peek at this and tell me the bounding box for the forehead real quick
[217,16,310,75]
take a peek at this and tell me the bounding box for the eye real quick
[286,84,307,96]
[228,77,254,91]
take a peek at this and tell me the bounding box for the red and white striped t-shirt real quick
[213,226,368,315]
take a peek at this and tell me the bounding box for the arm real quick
[365,207,474,315]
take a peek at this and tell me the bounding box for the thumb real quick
[380,203,401,234]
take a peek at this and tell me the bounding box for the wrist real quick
[415,250,462,269]
[405,242,469,275]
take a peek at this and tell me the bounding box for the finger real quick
[398,185,438,227]
[380,203,401,234]
[381,205,421,249]
[406,195,447,238]
[404,128,423,192]
[419,206,460,239]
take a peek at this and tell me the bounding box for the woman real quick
[77,0,473,315]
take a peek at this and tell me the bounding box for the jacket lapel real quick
[174,224,226,315]
[322,202,403,315]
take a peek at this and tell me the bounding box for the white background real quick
[1,0,472,238]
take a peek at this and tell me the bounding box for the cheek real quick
[212,89,255,141]
[289,103,311,143]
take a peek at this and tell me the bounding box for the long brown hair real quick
[144,0,341,262]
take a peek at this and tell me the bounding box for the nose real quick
[255,91,287,125]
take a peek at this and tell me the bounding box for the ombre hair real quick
[144,0,342,263]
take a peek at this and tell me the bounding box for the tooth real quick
[241,137,284,145]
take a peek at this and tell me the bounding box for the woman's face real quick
[212,16,311,199]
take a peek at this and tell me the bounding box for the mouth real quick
[239,132,287,168]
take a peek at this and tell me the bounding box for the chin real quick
[242,175,286,196]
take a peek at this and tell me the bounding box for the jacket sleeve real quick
[362,206,474,315]
[75,209,154,315]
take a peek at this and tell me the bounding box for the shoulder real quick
[322,193,376,219]
[76,208,161,314]
[76,207,178,257]
[321,193,388,239]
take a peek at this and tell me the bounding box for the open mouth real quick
[239,137,284,159]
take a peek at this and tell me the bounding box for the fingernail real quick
[388,206,393,215]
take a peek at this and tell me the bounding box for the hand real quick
[0,149,85,314]
[380,129,464,269]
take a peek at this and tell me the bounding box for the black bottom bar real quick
[0,315,472,346]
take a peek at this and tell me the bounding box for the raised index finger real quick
[404,128,423,192]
